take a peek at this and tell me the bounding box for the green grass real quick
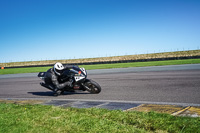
[0,66,52,75]
[0,59,200,75]
[0,103,199,133]
[80,58,200,70]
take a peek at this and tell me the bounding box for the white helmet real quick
[53,62,64,76]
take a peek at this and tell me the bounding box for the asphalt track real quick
[0,64,200,107]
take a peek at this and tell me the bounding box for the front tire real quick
[84,79,101,94]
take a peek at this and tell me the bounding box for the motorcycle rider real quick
[40,62,74,95]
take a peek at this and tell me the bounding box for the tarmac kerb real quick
[1,98,200,117]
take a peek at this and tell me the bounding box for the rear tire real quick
[84,79,101,94]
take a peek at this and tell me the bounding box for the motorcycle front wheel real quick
[83,79,101,94]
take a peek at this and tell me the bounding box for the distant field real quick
[0,58,200,75]
[1,50,200,67]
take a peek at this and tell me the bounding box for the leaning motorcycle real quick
[38,65,101,95]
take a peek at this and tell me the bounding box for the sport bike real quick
[38,65,101,95]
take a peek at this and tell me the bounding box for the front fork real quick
[81,79,91,91]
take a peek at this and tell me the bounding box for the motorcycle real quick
[38,65,101,95]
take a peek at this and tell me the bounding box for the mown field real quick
[0,103,200,133]
[1,50,200,67]
[0,58,200,75]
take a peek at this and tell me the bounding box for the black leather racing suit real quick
[44,65,73,91]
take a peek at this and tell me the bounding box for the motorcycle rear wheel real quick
[84,80,101,94]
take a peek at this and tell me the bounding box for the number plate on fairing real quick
[74,76,85,82]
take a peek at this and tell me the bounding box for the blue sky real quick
[0,0,200,63]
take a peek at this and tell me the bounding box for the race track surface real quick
[0,64,200,105]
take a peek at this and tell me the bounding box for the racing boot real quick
[53,88,63,96]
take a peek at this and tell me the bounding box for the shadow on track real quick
[28,91,90,96]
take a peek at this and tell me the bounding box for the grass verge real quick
[0,103,199,133]
[0,59,200,75]
[80,58,200,70]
